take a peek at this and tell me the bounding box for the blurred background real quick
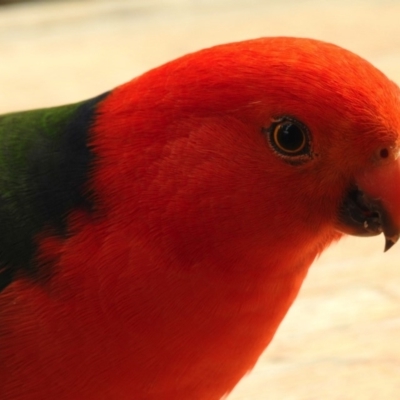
[1,1,399,399]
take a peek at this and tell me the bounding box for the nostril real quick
[379,148,389,159]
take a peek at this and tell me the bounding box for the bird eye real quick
[264,117,311,160]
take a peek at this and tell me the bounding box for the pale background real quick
[1,1,399,399]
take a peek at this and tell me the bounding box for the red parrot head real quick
[98,37,400,268]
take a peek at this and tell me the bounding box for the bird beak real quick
[338,157,400,252]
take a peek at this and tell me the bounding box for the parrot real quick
[0,36,399,400]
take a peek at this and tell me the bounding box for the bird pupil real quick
[278,123,304,151]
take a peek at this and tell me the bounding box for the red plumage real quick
[1,37,400,399]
